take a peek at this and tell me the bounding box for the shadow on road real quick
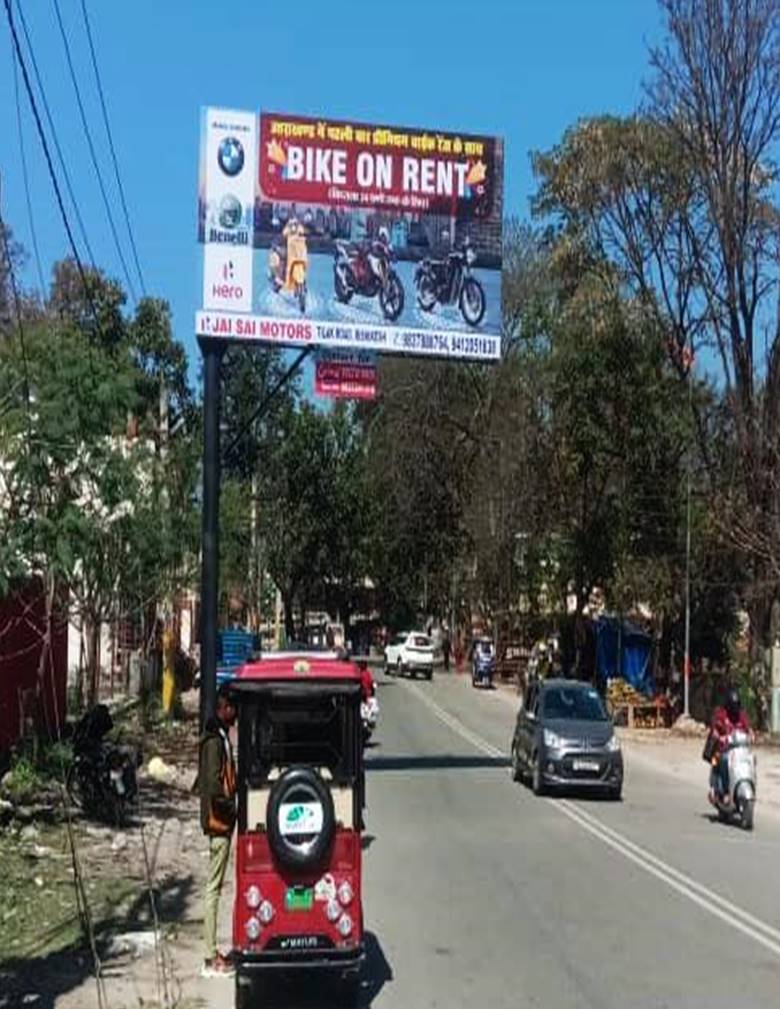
[242,931,392,1008]
[366,754,510,771]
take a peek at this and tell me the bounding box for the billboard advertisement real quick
[197,109,503,362]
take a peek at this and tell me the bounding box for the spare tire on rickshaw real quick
[266,765,336,870]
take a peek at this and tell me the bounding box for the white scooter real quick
[710,728,757,830]
[361,692,380,742]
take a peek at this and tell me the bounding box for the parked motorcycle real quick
[361,688,380,742]
[333,229,404,321]
[66,704,140,827]
[268,219,308,313]
[415,238,486,327]
[709,728,757,830]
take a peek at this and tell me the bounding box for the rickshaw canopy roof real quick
[232,651,363,687]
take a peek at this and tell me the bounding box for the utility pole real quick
[683,359,693,718]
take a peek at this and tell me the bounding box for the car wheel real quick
[425,670,432,681]
[532,753,546,796]
[511,744,522,783]
[607,785,622,802]
[396,658,403,678]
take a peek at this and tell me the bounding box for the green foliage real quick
[1,257,199,705]
[1,756,42,804]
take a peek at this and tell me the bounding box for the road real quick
[356,669,780,1009]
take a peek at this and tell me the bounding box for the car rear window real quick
[413,636,432,647]
[543,686,607,721]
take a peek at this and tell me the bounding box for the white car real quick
[384,632,435,679]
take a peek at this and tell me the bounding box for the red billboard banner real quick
[314,350,377,401]
[260,112,497,219]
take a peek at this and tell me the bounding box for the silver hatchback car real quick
[511,679,623,799]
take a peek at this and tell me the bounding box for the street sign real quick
[314,349,377,400]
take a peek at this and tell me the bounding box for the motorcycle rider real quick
[708,686,753,805]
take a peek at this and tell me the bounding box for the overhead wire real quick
[12,55,46,295]
[4,0,101,329]
[13,0,96,271]
[51,0,136,302]
[79,0,146,297]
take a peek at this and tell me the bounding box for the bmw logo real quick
[218,137,245,177]
[218,194,243,229]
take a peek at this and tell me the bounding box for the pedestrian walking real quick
[442,628,451,672]
[199,684,238,977]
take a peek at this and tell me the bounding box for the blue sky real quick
[1,0,664,383]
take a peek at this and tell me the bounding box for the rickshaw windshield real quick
[242,693,357,787]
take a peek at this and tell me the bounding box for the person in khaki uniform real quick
[199,684,238,977]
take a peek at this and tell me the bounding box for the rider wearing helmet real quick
[709,686,752,803]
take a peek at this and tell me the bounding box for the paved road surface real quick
[351,669,780,1009]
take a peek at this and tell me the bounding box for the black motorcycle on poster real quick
[415,238,486,327]
[66,704,140,826]
[333,229,405,321]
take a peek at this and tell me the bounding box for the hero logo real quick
[212,260,243,301]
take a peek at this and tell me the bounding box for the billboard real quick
[197,109,503,362]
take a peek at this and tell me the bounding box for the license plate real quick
[573,760,600,772]
[285,887,314,912]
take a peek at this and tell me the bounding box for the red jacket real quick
[360,666,375,701]
[710,706,751,752]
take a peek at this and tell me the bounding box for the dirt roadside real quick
[0,693,234,1009]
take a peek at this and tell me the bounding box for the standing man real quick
[441,627,451,672]
[199,684,238,977]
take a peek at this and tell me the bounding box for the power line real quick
[79,0,146,297]
[12,56,46,295]
[51,0,136,302]
[4,0,100,327]
[13,0,96,270]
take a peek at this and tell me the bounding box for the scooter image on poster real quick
[268,218,308,314]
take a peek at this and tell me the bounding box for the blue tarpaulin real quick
[595,616,655,697]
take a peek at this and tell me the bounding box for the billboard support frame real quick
[198,339,314,725]
[198,336,224,726]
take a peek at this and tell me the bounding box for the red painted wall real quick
[0,580,67,754]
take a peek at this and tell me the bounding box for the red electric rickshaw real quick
[229,651,366,1007]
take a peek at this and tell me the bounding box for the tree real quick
[533,0,780,705]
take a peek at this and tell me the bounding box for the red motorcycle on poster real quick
[333,229,405,321]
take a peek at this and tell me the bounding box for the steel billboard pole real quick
[199,336,224,726]
[683,359,693,718]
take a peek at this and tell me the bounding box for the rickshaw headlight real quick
[326,899,341,922]
[337,881,353,906]
[337,913,353,937]
[245,917,261,941]
[258,900,274,925]
[245,885,261,909]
